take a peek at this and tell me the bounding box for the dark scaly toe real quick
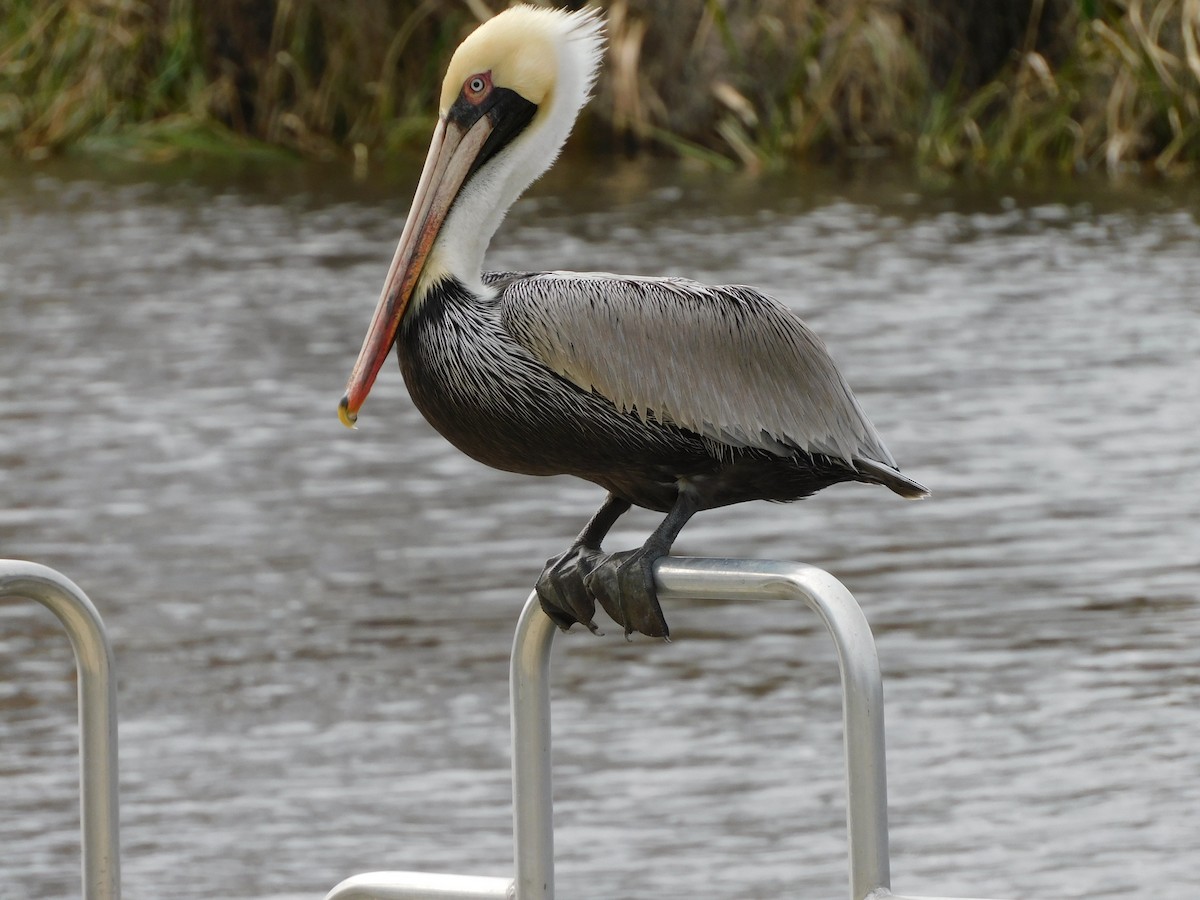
[538,598,586,633]
[535,545,606,634]
[584,549,670,639]
[581,560,624,633]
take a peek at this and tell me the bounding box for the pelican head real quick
[339,5,604,427]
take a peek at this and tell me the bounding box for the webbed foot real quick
[535,543,607,634]
[584,548,670,639]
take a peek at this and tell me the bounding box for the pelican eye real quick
[464,72,491,102]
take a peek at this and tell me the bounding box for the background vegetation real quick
[2,0,1198,175]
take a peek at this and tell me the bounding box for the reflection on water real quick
[1,156,1198,899]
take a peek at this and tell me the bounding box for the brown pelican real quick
[338,5,927,638]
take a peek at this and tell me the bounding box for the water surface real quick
[1,157,1198,899]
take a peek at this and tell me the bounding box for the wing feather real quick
[494,271,898,468]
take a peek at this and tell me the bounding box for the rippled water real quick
[1,157,1198,900]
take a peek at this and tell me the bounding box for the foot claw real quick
[537,543,672,639]
[534,545,605,635]
[583,549,670,639]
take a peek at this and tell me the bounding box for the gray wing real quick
[494,271,898,469]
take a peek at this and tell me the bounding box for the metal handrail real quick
[0,559,122,900]
[327,557,1012,900]
[0,557,1010,900]
[655,559,889,898]
[324,592,559,900]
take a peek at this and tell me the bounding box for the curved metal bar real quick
[319,597,559,900]
[322,871,514,900]
[506,557,891,900]
[648,561,892,897]
[654,557,891,900]
[509,592,558,900]
[0,559,121,900]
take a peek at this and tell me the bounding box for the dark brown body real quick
[399,276,876,515]
[340,7,925,637]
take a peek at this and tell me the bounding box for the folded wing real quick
[494,271,899,471]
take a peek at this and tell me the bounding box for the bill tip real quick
[337,396,358,429]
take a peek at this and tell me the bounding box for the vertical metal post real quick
[5,558,1009,900]
[654,558,891,900]
[0,559,122,900]
[507,558,891,900]
[509,592,557,900]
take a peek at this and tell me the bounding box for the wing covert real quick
[495,271,897,468]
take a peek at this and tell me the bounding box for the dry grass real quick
[600,0,929,168]
[2,0,1198,175]
[1083,0,1200,173]
[0,0,197,158]
[919,0,1200,174]
[0,0,475,160]
[598,0,1200,175]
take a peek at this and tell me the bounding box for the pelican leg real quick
[585,489,699,639]
[535,493,631,634]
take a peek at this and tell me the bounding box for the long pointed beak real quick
[338,114,493,428]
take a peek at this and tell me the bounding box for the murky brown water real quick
[1,156,1198,899]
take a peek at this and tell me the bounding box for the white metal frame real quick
[1,560,121,900]
[324,557,1006,900]
[1,557,1010,900]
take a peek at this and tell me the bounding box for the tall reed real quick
[2,0,1197,174]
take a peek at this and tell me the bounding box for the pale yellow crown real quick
[439,5,603,114]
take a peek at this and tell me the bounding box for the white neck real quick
[422,10,602,298]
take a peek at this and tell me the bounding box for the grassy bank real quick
[2,0,1198,175]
